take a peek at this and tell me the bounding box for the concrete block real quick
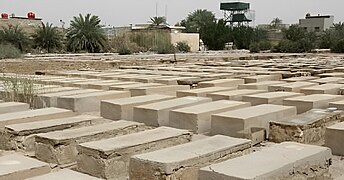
[268,81,318,92]
[243,74,282,83]
[325,121,344,156]
[109,83,162,91]
[1,115,104,151]
[129,135,251,180]
[329,100,344,110]
[242,92,304,106]
[198,79,244,88]
[283,76,319,82]
[211,104,297,138]
[130,85,190,96]
[154,76,198,85]
[33,89,101,108]
[283,94,344,114]
[269,109,343,144]
[35,120,147,165]
[57,90,130,113]
[101,94,175,121]
[133,96,211,126]
[0,108,75,130]
[238,81,285,90]
[199,142,332,180]
[77,127,192,179]
[310,77,343,84]
[0,154,50,180]
[0,102,29,114]
[86,80,121,90]
[300,83,344,95]
[169,100,250,133]
[177,87,236,97]
[207,89,266,101]
[132,75,165,83]
[26,169,100,180]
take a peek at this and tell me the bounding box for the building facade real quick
[299,15,334,32]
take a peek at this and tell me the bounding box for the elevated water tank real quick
[1,13,9,19]
[27,12,35,19]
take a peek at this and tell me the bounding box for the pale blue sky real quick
[1,0,343,27]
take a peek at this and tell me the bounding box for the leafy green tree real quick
[149,16,166,26]
[32,22,63,53]
[0,25,29,52]
[201,19,231,50]
[66,13,106,53]
[180,9,216,33]
[270,17,283,29]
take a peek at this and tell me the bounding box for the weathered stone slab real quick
[134,96,211,126]
[198,79,244,88]
[169,100,250,133]
[207,89,266,101]
[132,75,165,83]
[129,135,251,180]
[109,83,162,91]
[268,81,318,92]
[325,121,344,156]
[243,74,282,83]
[0,102,29,114]
[319,72,344,78]
[101,94,175,121]
[33,89,101,108]
[26,169,100,180]
[154,76,198,85]
[310,77,343,84]
[1,115,104,151]
[283,94,344,114]
[283,76,319,82]
[0,108,75,130]
[242,92,304,106]
[177,87,236,97]
[86,80,121,90]
[130,85,189,96]
[35,120,147,165]
[0,154,50,180]
[57,90,130,112]
[300,83,344,95]
[199,142,332,180]
[77,127,192,179]
[67,79,103,88]
[238,81,285,90]
[211,104,297,138]
[269,109,343,144]
[329,100,344,110]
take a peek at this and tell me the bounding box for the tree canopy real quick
[32,22,63,53]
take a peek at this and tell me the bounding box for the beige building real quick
[299,14,334,32]
[0,15,43,34]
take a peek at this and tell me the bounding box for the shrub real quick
[154,42,175,54]
[258,41,272,51]
[176,41,191,52]
[0,43,21,59]
[111,35,142,55]
[249,42,260,53]
[331,39,344,53]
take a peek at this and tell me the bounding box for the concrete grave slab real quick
[57,90,130,113]
[211,104,297,138]
[300,83,344,95]
[0,108,75,130]
[268,81,318,92]
[269,109,343,144]
[35,120,147,165]
[325,121,344,156]
[0,102,29,114]
[26,169,100,180]
[177,87,236,97]
[283,76,319,82]
[169,100,250,133]
[283,94,344,114]
[129,135,251,180]
[130,85,190,96]
[243,74,282,83]
[198,79,244,88]
[77,127,192,179]
[207,89,266,101]
[242,92,304,106]
[199,142,332,180]
[109,83,163,91]
[310,77,343,84]
[238,81,285,90]
[0,115,104,151]
[133,96,211,126]
[0,154,50,180]
[101,94,175,121]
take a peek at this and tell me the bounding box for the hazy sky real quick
[1,0,343,27]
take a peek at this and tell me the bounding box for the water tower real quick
[220,1,254,26]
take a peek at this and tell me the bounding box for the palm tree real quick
[32,22,62,53]
[149,16,166,26]
[66,13,106,53]
[270,17,283,29]
[0,25,29,51]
